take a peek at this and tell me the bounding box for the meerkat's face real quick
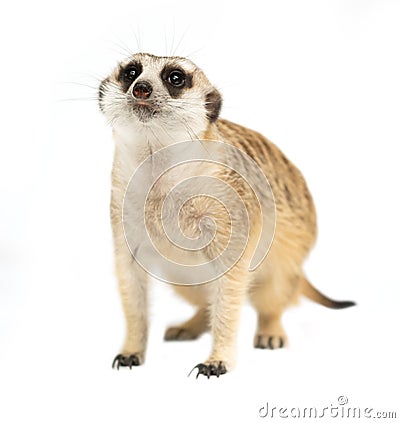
[99,53,222,137]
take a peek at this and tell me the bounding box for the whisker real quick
[176,115,199,141]
[172,24,191,57]
[146,124,164,151]
[170,24,176,57]
[56,97,99,103]
[182,46,206,61]
[131,25,143,52]
[106,41,133,60]
[61,81,100,91]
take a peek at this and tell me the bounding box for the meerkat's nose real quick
[132,81,153,99]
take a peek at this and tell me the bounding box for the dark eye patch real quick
[160,65,193,98]
[118,61,143,92]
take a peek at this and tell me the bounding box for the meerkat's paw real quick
[164,326,200,341]
[254,334,287,349]
[164,309,208,341]
[189,360,228,379]
[112,352,144,369]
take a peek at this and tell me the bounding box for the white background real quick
[1,0,399,422]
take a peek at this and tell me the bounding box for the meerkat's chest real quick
[111,131,261,283]
[114,144,220,280]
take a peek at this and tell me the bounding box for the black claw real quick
[189,361,227,379]
[255,335,285,349]
[216,361,224,377]
[129,355,140,367]
[112,353,140,369]
[112,354,123,369]
[196,363,208,379]
[255,335,267,349]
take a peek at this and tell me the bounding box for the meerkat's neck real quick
[111,122,222,200]
[113,121,218,166]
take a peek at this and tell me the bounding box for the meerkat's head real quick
[98,53,222,138]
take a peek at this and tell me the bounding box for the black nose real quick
[132,81,152,99]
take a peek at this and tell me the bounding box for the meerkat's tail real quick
[300,277,356,309]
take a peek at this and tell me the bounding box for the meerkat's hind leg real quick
[164,308,209,341]
[253,312,287,349]
[249,264,302,350]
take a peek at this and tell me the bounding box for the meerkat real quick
[98,53,355,378]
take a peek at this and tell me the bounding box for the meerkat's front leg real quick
[110,182,149,369]
[112,248,148,369]
[191,265,249,378]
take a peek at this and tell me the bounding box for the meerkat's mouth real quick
[135,100,153,107]
[131,101,159,122]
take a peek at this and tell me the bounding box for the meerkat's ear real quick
[205,88,222,123]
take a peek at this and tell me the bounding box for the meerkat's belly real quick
[122,197,225,285]
[120,160,233,285]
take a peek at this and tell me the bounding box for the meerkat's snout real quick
[132,81,153,99]
[130,80,156,122]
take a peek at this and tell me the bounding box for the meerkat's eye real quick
[124,65,139,81]
[168,70,186,87]
[118,63,143,92]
